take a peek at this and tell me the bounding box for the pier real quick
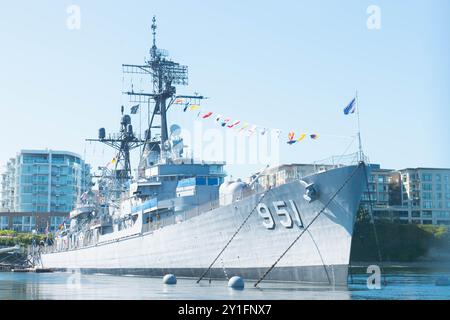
[0,251,28,272]
[0,263,27,272]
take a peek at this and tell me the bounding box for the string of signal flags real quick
[171,96,357,146]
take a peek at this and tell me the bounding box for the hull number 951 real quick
[257,200,304,230]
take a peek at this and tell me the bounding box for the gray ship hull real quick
[41,164,365,285]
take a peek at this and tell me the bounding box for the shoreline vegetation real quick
[0,230,47,250]
[351,209,450,263]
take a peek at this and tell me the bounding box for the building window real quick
[52,155,65,164]
[12,216,36,232]
[397,211,409,218]
[0,216,9,230]
[422,193,433,200]
[423,201,433,209]
[422,211,432,218]
[436,174,441,183]
[373,210,389,217]
[37,206,47,213]
[421,173,432,182]
[422,183,432,191]
[435,211,450,219]
[21,175,33,184]
[21,185,33,193]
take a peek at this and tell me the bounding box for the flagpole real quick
[139,103,142,156]
[356,90,364,162]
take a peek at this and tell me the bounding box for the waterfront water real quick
[0,267,449,300]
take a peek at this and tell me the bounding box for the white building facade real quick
[1,150,91,213]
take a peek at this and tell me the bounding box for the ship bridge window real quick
[143,213,153,224]
[209,165,223,174]
[208,177,219,186]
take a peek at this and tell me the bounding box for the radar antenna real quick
[151,16,157,58]
[122,16,207,168]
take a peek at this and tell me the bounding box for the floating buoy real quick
[163,274,177,285]
[435,276,450,286]
[228,276,244,290]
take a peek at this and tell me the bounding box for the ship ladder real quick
[254,162,364,287]
[362,164,387,287]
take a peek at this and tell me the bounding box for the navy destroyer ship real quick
[38,18,367,286]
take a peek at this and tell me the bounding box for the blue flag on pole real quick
[343,98,356,115]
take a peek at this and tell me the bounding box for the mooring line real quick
[254,162,364,287]
[196,187,273,284]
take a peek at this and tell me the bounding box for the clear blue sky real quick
[0,0,449,179]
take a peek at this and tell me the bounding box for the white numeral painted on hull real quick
[289,200,304,228]
[273,201,293,228]
[257,203,275,229]
[257,200,304,230]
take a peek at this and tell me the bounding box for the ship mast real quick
[86,106,145,186]
[356,90,364,162]
[122,16,206,168]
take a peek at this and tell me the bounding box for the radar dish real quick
[170,124,182,137]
